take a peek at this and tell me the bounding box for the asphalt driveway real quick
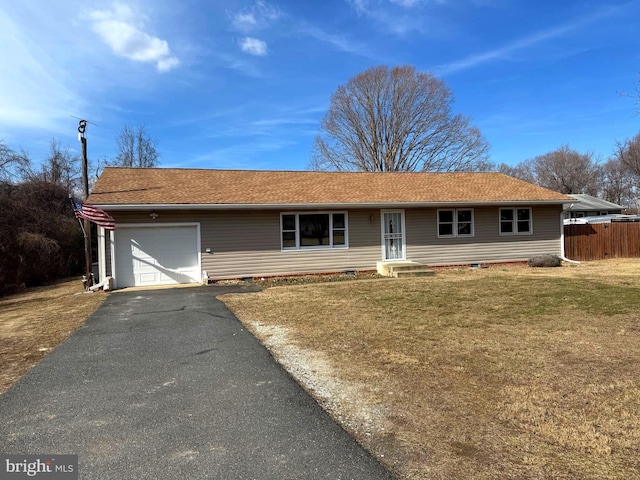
[0,286,391,480]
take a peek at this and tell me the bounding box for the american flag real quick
[70,198,115,230]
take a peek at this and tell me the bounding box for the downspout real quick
[560,210,580,264]
[89,277,113,291]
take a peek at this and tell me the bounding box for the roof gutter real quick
[93,200,573,211]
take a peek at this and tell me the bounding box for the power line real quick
[70,115,99,127]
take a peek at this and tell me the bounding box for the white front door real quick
[381,210,405,261]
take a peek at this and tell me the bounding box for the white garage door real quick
[115,225,200,288]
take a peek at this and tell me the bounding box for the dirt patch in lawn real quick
[221,259,640,480]
[0,279,107,394]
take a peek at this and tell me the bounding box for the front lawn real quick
[221,260,640,480]
[0,279,106,394]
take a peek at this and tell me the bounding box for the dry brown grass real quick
[0,279,107,394]
[221,259,640,480]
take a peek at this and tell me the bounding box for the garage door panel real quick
[140,272,158,284]
[153,248,197,269]
[115,225,200,288]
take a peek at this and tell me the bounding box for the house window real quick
[599,211,608,216]
[500,208,532,235]
[437,209,474,238]
[281,212,348,250]
[282,214,297,248]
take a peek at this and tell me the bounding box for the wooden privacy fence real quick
[564,222,640,261]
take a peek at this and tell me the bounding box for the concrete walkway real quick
[0,286,391,480]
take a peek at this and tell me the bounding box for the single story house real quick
[88,168,573,289]
[564,194,624,219]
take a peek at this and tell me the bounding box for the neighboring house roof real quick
[566,194,624,212]
[88,167,572,209]
[564,214,637,225]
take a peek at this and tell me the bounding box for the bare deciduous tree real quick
[528,145,601,195]
[610,132,640,210]
[22,140,81,194]
[600,158,636,207]
[495,162,536,184]
[42,140,80,193]
[614,132,640,180]
[619,72,640,115]
[312,65,490,172]
[0,140,30,182]
[112,125,159,168]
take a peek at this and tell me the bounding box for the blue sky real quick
[1,0,639,172]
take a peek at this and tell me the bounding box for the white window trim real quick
[280,212,349,251]
[437,208,475,238]
[499,207,533,236]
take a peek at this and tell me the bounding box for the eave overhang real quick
[94,200,573,211]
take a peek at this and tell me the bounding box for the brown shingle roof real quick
[88,167,572,206]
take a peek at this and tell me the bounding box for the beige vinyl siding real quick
[406,205,562,265]
[110,209,382,279]
[107,205,562,281]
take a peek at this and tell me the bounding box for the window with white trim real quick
[437,209,474,238]
[500,208,532,235]
[281,212,348,250]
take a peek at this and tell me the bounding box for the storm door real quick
[381,210,405,261]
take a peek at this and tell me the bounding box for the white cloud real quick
[157,57,181,72]
[346,0,428,35]
[435,6,621,75]
[231,1,281,33]
[229,1,280,58]
[233,12,257,32]
[298,22,380,60]
[349,0,371,15]
[216,52,265,78]
[240,37,268,56]
[88,3,179,72]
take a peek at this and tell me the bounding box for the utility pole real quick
[78,119,93,286]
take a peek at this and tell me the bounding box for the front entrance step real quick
[393,269,436,278]
[376,261,436,278]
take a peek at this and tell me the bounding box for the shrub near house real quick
[0,181,84,294]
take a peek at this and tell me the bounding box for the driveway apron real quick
[0,286,391,480]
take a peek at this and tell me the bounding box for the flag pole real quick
[78,120,93,287]
[68,195,87,238]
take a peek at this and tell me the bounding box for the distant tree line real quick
[0,125,158,295]
[492,133,640,210]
